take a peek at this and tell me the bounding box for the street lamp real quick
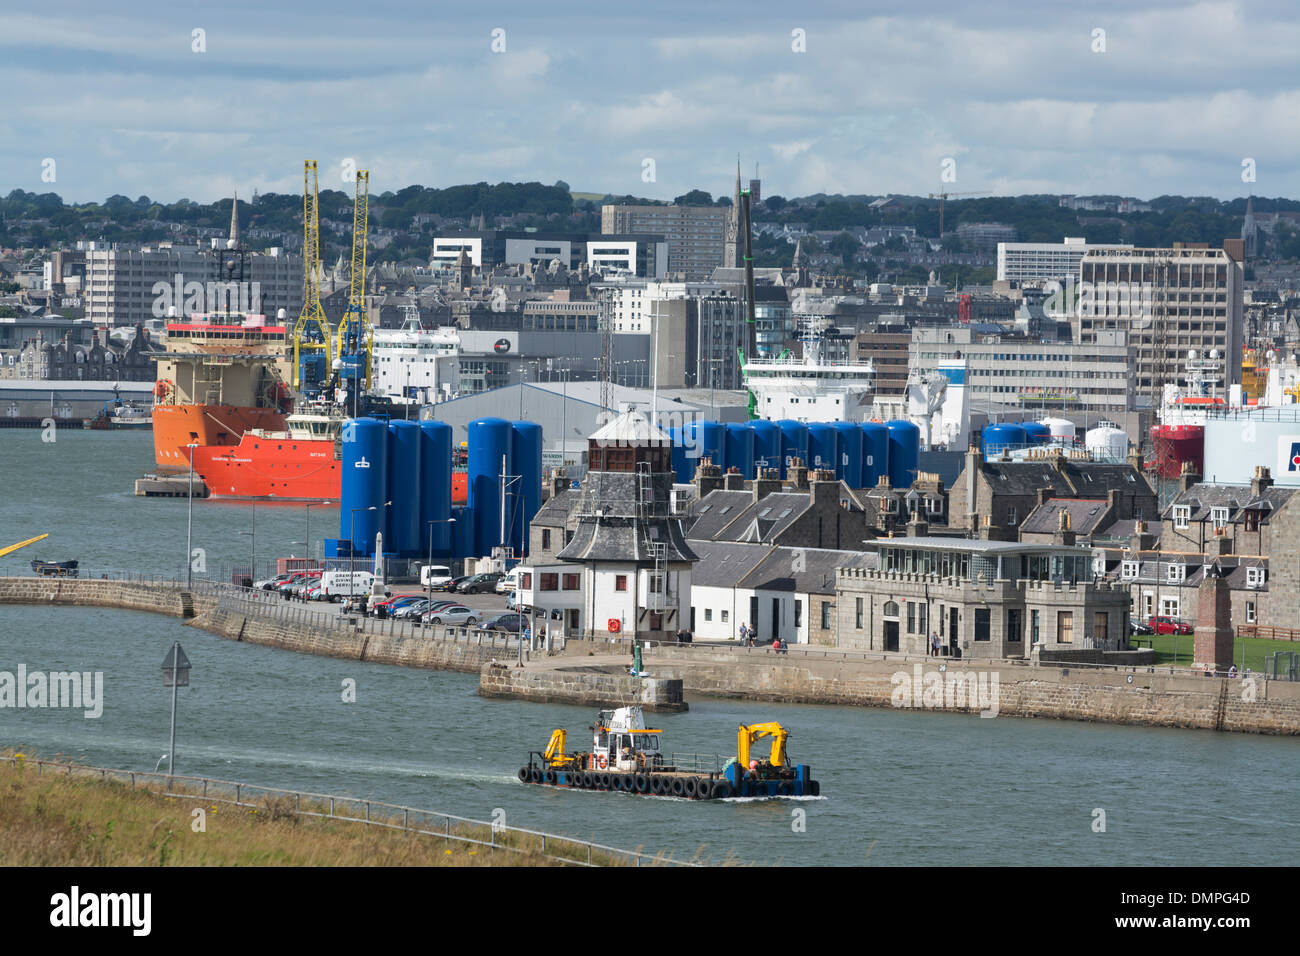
[348,501,391,573]
[185,442,197,588]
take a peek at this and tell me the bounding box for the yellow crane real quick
[334,169,372,392]
[737,722,790,769]
[292,160,333,389]
[0,533,49,558]
[927,190,988,237]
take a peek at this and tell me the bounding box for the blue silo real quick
[419,420,453,557]
[683,420,725,477]
[860,423,890,487]
[749,419,782,476]
[1021,422,1050,445]
[386,420,422,557]
[451,505,475,559]
[776,420,809,478]
[341,417,388,555]
[807,423,839,476]
[510,421,543,557]
[983,423,1029,459]
[669,425,691,483]
[724,423,755,480]
[832,422,864,488]
[885,420,920,488]
[468,417,513,558]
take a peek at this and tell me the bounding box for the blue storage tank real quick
[683,420,725,477]
[776,420,809,478]
[341,417,389,555]
[1021,422,1050,445]
[510,421,543,557]
[724,423,755,480]
[451,505,475,559]
[749,420,782,476]
[832,422,863,488]
[468,417,513,558]
[860,422,890,488]
[983,423,1029,459]
[885,420,920,488]
[419,421,453,557]
[386,420,422,556]
[669,426,691,483]
[807,423,839,476]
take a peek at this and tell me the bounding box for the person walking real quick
[930,631,939,657]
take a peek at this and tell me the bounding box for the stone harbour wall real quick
[478,663,687,712]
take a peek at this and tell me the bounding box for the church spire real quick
[229,190,240,248]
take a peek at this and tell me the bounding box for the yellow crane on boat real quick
[0,533,49,558]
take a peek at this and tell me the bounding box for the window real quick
[567,609,579,630]
[520,573,532,589]
[1058,611,1074,644]
[1173,505,1190,529]
[541,529,551,550]
[1031,609,1040,644]
[1211,506,1229,530]
[1167,564,1185,583]
[907,602,916,634]
[704,608,712,622]
[821,601,832,630]
[974,607,990,641]
[794,600,802,629]
[1244,509,1260,532]
[562,573,580,590]
[1007,507,1018,526]
[917,602,926,633]
[721,609,729,623]
[855,597,863,629]
[540,573,558,591]
[1246,566,1265,588]
[1121,560,1139,579]
[1245,601,1256,624]
[615,575,628,591]
[1007,608,1023,642]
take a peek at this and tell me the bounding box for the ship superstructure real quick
[742,320,876,422]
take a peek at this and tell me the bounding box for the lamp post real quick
[185,443,197,588]
[350,505,377,575]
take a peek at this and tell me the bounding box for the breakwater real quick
[3,577,1298,734]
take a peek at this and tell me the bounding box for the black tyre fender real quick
[635,775,650,794]
[809,780,820,797]
[671,777,687,797]
[713,781,732,800]
[517,767,531,783]
[777,781,793,796]
[544,770,557,785]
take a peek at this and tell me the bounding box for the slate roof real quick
[714,492,813,544]
[685,490,755,539]
[1165,481,1296,523]
[532,488,580,526]
[740,547,876,595]
[1020,498,1112,536]
[1114,556,1268,591]
[686,540,773,588]
[980,459,1149,498]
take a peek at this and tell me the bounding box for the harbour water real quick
[1,428,1298,865]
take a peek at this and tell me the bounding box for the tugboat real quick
[518,705,819,799]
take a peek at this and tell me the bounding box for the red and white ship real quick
[1150,350,1225,479]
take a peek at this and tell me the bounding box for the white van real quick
[496,567,524,594]
[318,570,375,601]
[420,564,453,589]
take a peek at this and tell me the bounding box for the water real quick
[2,429,1298,865]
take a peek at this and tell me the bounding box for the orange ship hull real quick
[152,404,288,472]
[1151,424,1204,480]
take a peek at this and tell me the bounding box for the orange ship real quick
[151,313,294,472]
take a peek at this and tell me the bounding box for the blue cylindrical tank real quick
[861,423,890,487]
[683,420,725,477]
[419,420,453,557]
[669,426,691,483]
[885,420,920,488]
[1021,422,1050,445]
[983,423,1029,459]
[510,421,543,557]
[468,417,513,558]
[749,420,782,476]
[724,423,755,480]
[776,420,809,478]
[386,420,422,557]
[832,422,864,487]
[807,423,839,476]
[341,417,388,555]
[451,505,474,560]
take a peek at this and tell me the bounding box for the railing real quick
[667,752,728,774]
[1237,624,1300,643]
[0,755,696,867]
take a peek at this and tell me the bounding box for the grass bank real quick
[1132,633,1299,672]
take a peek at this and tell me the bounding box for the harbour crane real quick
[927,190,989,237]
[0,533,49,558]
[334,168,372,410]
[292,160,333,391]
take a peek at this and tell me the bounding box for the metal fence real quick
[0,755,697,867]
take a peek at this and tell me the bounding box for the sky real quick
[1,0,1297,205]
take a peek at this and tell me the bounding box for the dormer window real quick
[1173,505,1190,529]
[1167,564,1186,583]
[1211,506,1229,530]
[1121,560,1139,579]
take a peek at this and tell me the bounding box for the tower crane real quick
[334,168,371,410]
[927,190,989,237]
[292,160,333,391]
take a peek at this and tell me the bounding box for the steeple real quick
[724,156,742,268]
[1242,195,1258,258]
[228,190,240,248]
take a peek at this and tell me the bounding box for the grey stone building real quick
[836,537,1131,659]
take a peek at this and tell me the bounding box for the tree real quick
[554,180,570,192]
[828,232,860,266]
[674,189,712,205]
[764,195,788,213]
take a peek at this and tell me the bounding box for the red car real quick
[1148,615,1192,635]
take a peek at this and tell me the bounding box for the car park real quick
[458,572,503,594]
[422,604,479,626]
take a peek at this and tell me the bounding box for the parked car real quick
[256,572,296,591]
[423,604,479,626]
[436,575,472,593]
[420,564,454,589]
[458,572,503,595]
[1148,615,1192,635]
[1129,618,1155,636]
[415,600,462,625]
[495,568,523,594]
[477,612,525,633]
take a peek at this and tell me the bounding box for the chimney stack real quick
[751,466,783,503]
[1251,465,1273,499]
[788,457,810,490]
[723,467,745,491]
[1179,460,1202,493]
[810,472,840,508]
[694,458,723,498]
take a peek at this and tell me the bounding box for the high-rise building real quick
[1078,243,1244,404]
[997,237,1133,284]
[601,204,728,280]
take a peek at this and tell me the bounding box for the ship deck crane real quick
[737,722,790,769]
[292,160,333,392]
[0,533,50,558]
[334,169,371,410]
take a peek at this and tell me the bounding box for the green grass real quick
[1130,632,1300,672]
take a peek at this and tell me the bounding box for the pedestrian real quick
[930,631,939,657]
[675,627,684,644]
[738,622,747,645]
